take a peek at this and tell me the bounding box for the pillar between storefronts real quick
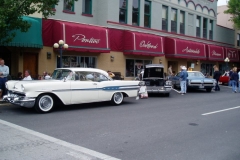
[184,12,188,36]
[200,16,203,38]
[127,0,132,25]
[207,18,210,39]
[167,6,171,32]
[139,0,145,27]
[193,14,197,37]
[177,9,180,34]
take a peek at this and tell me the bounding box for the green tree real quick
[224,0,240,29]
[0,0,77,44]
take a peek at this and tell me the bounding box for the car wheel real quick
[206,88,212,92]
[111,92,124,105]
[35,95,54,113]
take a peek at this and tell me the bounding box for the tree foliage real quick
[224,0,240,29]
[0,0,77,44]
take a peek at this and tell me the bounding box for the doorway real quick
[23,53,38,79]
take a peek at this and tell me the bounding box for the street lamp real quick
[224,57,230,71]
[53,40,68,68]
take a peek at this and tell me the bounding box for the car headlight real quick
[21,84,25,91]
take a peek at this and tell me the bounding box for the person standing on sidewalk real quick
[167,65,173,79]
[0,59,9,98]
[213,67,221,91]
[180,66,188,95]
[230,67,239,93]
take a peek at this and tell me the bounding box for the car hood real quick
[6,80,61,92]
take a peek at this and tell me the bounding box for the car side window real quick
[98,74,109,82]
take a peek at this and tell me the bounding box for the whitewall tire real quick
[111,92,124,105]
[35,95,54,113]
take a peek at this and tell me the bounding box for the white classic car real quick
[3,68,142,113]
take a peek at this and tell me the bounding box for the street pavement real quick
[0,85,240,160]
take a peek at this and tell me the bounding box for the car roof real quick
[55,68,109,76]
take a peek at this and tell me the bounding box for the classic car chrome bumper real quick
[147,86,172,93]
[3,94,35,108]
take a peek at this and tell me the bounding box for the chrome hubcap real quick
[39,96,53,111]
[114,93,123,104]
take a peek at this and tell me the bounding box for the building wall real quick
[217,5,233,29]
[215,25,235,45]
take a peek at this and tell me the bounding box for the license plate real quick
[199,85,204,89]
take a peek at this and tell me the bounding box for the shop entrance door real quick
[23,53,38,79]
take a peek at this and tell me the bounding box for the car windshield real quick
[51,69,73,80]
[188,72,204,78]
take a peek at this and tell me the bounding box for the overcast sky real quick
[217,0,228,6]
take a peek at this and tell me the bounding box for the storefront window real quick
[201,63,214,76]
[126,59,152,77]
[57,56,96,68]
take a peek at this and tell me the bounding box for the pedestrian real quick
[230,67,239,93]
[43,71,50,79]
[0,59,9,98]
[238,70,240,92]
[229,68,233,86]
[22,70,32,80]
[213,67,221,91]
[168,65,173,78]
[17,72,23,80]
[179,66,188,95]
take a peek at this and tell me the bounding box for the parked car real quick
[219,72,230,85]
[3,68,142,113]
[142,64,172,96]
[170,71,216,92]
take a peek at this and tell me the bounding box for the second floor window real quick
[203,18,207,39]
[180,11,185,34]
[196,16,201,37]
[144,0,151,28]
[82,0,92,14]
[64,0,74,12]
[132,0,139,26]
[162,6,168,31]
[119,0,128,23]
[209,20,213,40]
[171,8,177,33]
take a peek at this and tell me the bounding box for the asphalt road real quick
[0,85,240,160]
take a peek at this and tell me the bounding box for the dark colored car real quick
[142,64,172,96]
[170,71,216,92]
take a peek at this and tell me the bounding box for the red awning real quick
[47,20,110,52]
[207,45,225,61]
[123,31,164,56]
[225,47,239,62]
[165,37,207,60]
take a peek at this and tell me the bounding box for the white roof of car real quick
[55,68,109,76]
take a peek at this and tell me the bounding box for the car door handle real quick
[93,83,97,85]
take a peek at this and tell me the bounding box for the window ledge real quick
[63,10,75,14]
[82,13,93,17]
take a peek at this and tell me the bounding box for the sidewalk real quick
[0,119,120,160]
